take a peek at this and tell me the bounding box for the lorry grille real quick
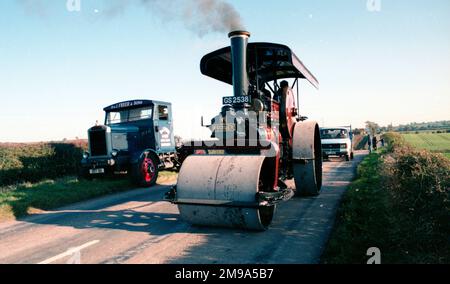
[89,127,107,156]
[322,144,340,149]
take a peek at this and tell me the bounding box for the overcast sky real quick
[1,0,449,142]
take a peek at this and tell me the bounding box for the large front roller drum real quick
[292,121,323,196]
[176,155,276,231]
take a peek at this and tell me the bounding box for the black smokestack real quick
[228,30,250,98]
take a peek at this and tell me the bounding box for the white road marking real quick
[38,240,100,264]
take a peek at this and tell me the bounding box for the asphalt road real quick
[0,151,367,264]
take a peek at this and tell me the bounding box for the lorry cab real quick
[81,99,177,187]
[320,127,354,161]
[102,100,176,154]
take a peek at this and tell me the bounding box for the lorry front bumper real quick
[80,157,114,175]
[81,156,130,175]
[322,149,349,156]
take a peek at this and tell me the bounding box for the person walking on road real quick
[372,136,378,151]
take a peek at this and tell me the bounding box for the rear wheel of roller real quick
[292,121,323,196]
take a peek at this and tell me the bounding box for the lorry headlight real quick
[83,152,89,159]
[111,149,119,157]
[340,144,347,149]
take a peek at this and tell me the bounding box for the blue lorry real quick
[80,100,180,186]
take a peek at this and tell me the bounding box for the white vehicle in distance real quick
[320,127,354,161]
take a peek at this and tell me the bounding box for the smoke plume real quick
[16,0,245,36]
[179,0,245,35]
[112,0,245,36]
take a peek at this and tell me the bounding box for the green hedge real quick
[382,132,450,263]
[323,133,450,263]
[0,141,87,186]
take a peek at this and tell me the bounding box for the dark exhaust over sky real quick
[116,0,245,36]
[17,0,245,36]
[143,0,244,35]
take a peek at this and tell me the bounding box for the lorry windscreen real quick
[320,129,348,139]
[106,107,153,125]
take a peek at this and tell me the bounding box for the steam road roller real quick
[166,31,322,231]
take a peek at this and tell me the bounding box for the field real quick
[401,133,450,158]
[352,134,368,150]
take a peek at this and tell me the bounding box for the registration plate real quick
[222,95,251,105]
[89,168,105,174]
[326,151,336,155]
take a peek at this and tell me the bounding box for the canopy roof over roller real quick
[200,42,319,89]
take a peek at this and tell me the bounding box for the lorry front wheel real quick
[131,152,159,187]
[345,154,350,161]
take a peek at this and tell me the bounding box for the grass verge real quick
[321,152,393,263]
[0,172,178,222]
